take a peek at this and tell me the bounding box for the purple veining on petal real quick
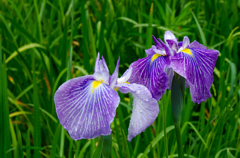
[116,83,159,141]
[165,68,174,89]
[54,75,120,140]
[149,56,170,100]
[128,54,170,100]
[189,41,207,49]
[178,41,183,48]
[145,48,156,56]
[170,44,219,104]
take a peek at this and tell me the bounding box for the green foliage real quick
[0,0,240,157]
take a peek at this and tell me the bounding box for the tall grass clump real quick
[0,0,240,157]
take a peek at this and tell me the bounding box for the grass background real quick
[0,0,240,157]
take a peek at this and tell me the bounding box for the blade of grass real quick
[191,11,207,46]
[32,48,41,158]
[5,43,46,64]
[1,42,12,158]
[81,0,90,72]
[142,125,175,156]
[145,3,154,49]
[78,141,91,158]
[91,138,102,158]
[9,119,17,158]
[50,124,61,158]
[104,38,115,73]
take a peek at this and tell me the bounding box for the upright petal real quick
[54,76,120,140]
[164,31,178,54]
[177,36,190,53]
[164,31,177,44]
[101,56,109,73]
[109,57,120,89]
[129,54,170,100]
[146,36,171,56]
[94,53,100,72]
[170,43,219,104]
[117,67,132,84]
[116,83,159,141]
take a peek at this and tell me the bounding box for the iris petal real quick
[54,76,120,140]
[109,57,120,89]
[170,43,219,103]
[129,54,170,100]
[116,83,159,141]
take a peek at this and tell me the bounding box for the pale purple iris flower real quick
[129,31,219,104]
[54,53,159,141]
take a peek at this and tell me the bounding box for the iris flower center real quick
[92,80,103,93]
[151,54,162,63]
[181,48,192,57]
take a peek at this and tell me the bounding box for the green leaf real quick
[101,135,112,158]
[227,149,235,158]
[50,124,61,158]
[91,138,102,158]
[142,125,175,156]
[145,3,154,49]
[191,11,207,46]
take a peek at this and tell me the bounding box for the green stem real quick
[174,121,183,158]
[101,135,112,158]
[161,100,168,157]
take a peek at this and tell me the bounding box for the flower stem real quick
[174,121,183,158]
[161,100,168,157]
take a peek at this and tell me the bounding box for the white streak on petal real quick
[54,76,120,140]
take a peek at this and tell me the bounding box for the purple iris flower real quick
[128,35,173,101]
[129,31,219,104]
[54,53,159,141]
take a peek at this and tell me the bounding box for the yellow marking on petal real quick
[114,87,119,91]
[181,48,192,57]
[125,82,130,84]
[92,80,103,94]
[151,54,162,63]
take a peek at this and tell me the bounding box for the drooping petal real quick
[54,75,120,140]
[165,68,174,89]
[149,56,170,100]
[170,43,219,104]
[116,83,159,141]
[129,54,170,100]
[109,57,120,89]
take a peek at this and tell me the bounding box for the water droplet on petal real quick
[136,90,140,94]
[140,110,143,113]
